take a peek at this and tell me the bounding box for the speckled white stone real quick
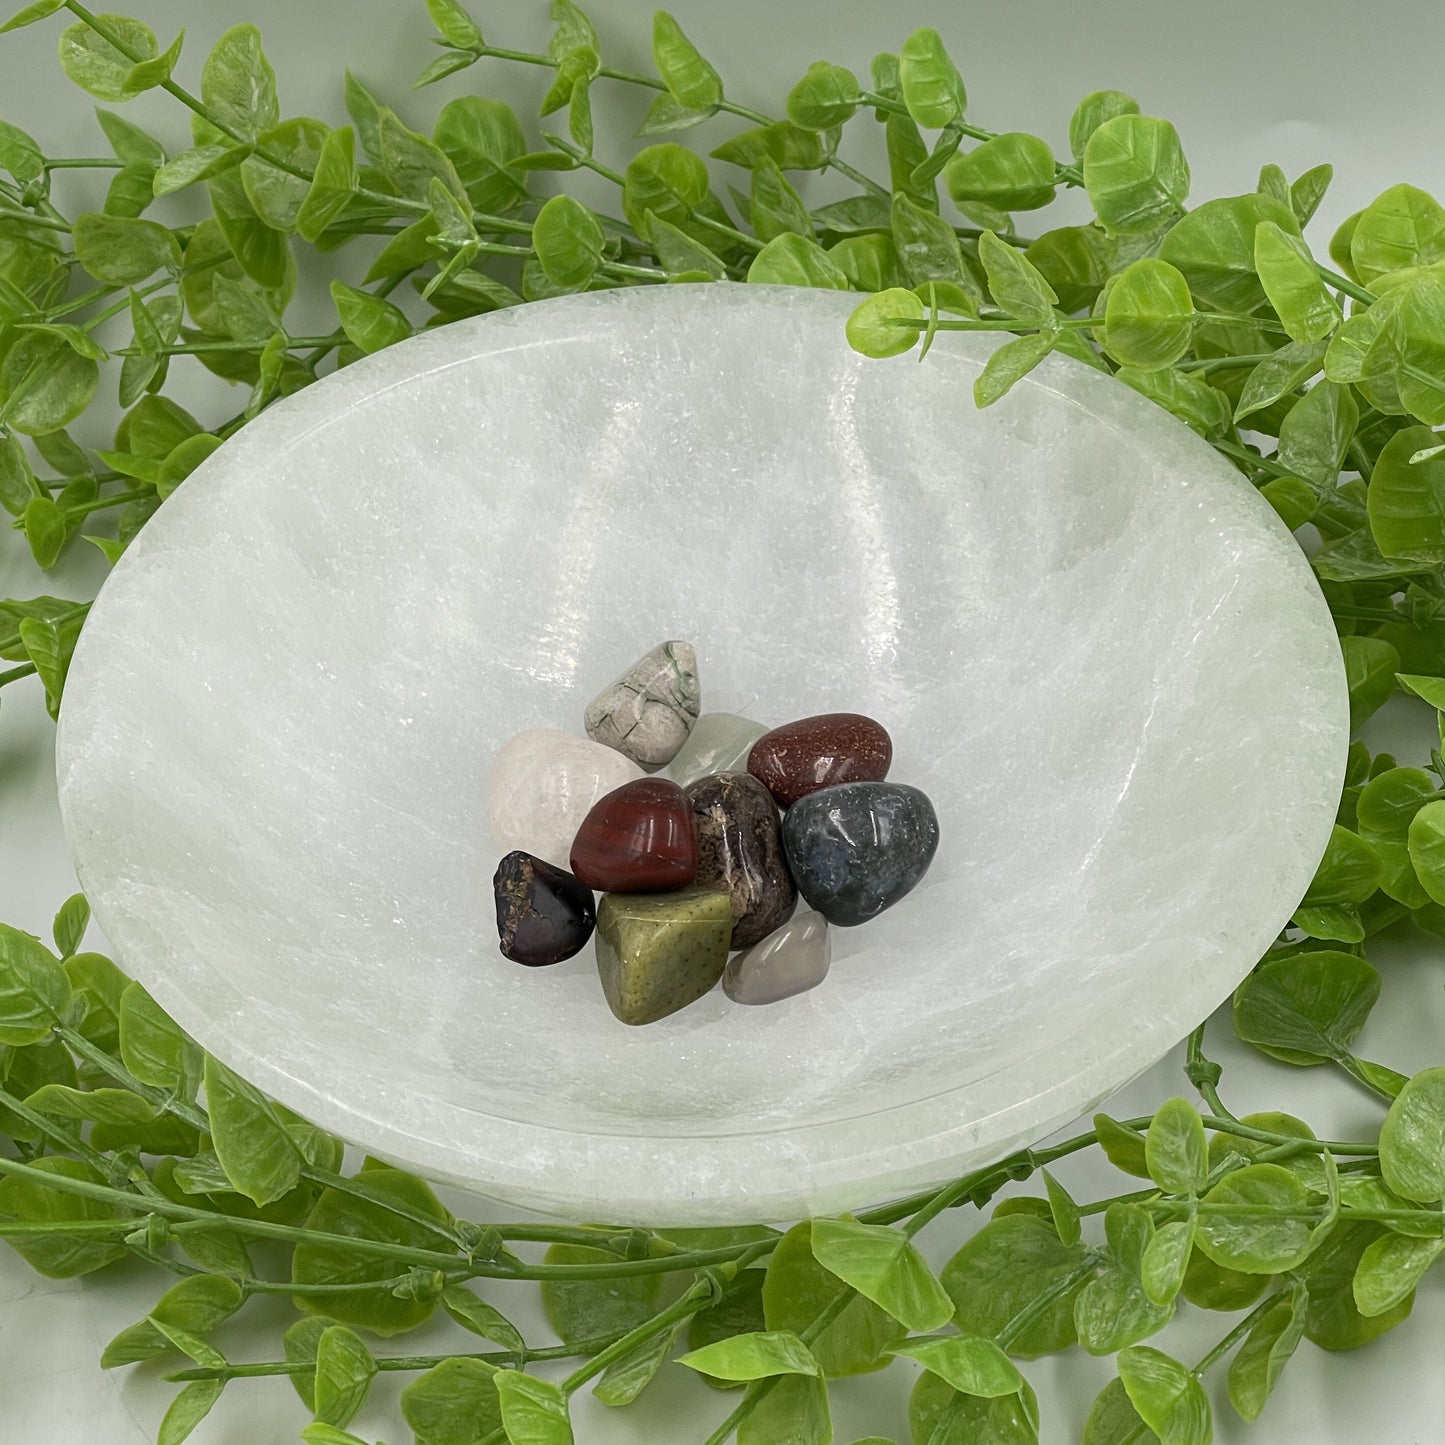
[667,712,769,791]
[56,284,1346,1226]
[487,729,644,870]
[583,641,700,768]
[724,911,830,1005]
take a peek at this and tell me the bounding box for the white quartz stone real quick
[56,284,1347,1226]
[488,728,644,870]
[724,911,830,1005]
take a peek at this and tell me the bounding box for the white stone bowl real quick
[57,284,1346,1225]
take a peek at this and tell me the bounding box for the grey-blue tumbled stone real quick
[781,781,939,927]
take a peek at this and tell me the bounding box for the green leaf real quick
[1227,1281,1307,1422]
[751,157,810,242]
[0,921,69,1046]
[539,1241,662,1345]
[1400,673,1445,708]
[96,108,166,167]
[71,210,178,286]
[1117,1346,1211,1445]
[1041,1170,1081,1247]
[1342,634,1401,730]
[891,1335,1023,1398]
[830,234,905,293]
[101,1274,245,1367]
[1233,949,1380,1066]
[1234,337,1328,421]
[739,1372,832,1445]
[898,27,965,128]
[1074,1204,1173,1355]
[678,1329,820,1381]
[1351,183,1445,284]
[203,1053,301,1207]
[1094,1113,1152,1177]
[764,1220,902,1377]
[1023,225,1111,313]
[974,331,1055,408]
[157,1380,224,1445]
[58,15,158,102]
[313,1325,376,1428]
[1302,1222,1415,1350]
[377,106,464,204]
[1102,258,1193,369]
[120,27,182,98]
[104,160,157,217]
[890,193,967,290]
[642,210,726,279]
[1194,1163,1314,1274]
[0,1156,130,1277]
[1291,903,1364,941]
[1,333,99,437]
[622,142,708,234]
[637,91,717,136]
[1358,766,1438,906]
[401,1356,502,1445]
[153,142,247,197]
[0,119,43,185]
[1159,193,1300,313]
[1278,379,1357,492]
[426,0,483,49]
[977,230,1056,324]
[787,61,858,131]
[940,1213,1089,1359]
[1140,1219,1195,1307]
[1083,1377,1160,1445]
[201,24,278,141]
[18,609,84,711]
[652,10,721,110]
[1290,163,1333,226]
[119,980,201,1098]
[1255,220,1341,343]
[300,1428,369,1445]
[24,1082,157,1124]
[1369,425,1445,566]
[1083,114,1189,235]
[910,1371,1040,1445]
[330,281,411,355]
[686,1267,767,1390]
[945,133,1056,212]
[1301,825,1384,907]
[0,0,63,32]
[292,1168,451,1335]
[15,321,107,364]
[592,1318,680,1406]
[1378,1066,1445,1202]
[1353,1231,1445,1318]
[239,117,328,233]
[710,121,825,172]
[0,432,38,516]
[747,232,849,290]
[157,433,223,499]
[1145,1097,1208,1195]
[297,126,357,243]
[61,950,125,1052]
[494,1369,572,1445]
[531,193,604,290]
[1069,90,1140,165]
[810,1217,954,1331]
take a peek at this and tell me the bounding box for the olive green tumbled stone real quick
[595,886,734,1025]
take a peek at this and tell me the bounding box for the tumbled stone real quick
[723,911,830,1005]
[584,641,701,768]
[748,712,893,808]
[488,729,644,869]
[686,771,795,949]
[493,851,596,967]
[667,712,769,790]
[595,887,733,1025]
[782,781,939,927]
[570,777,698,892]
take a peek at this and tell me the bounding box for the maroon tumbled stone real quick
[747,712,893,808]
[494,851,597,966]
[569,777,699,892]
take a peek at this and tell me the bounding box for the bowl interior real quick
[57,285,1345,1222]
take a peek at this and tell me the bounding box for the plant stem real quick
[168,1331,627,1383]
[1192,1292,1279,1376]
[44,158,124,170]
[0,205,70,232]
[62,488,151,517]
[0,662,37,687]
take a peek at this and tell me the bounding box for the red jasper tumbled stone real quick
[747,712,893,808]
[569,777,699,892]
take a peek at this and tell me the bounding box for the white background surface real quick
[3,1,1445,1442]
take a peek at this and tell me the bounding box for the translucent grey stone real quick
[724,912,830,1005]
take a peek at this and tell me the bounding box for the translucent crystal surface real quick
[57,285,1346,1224]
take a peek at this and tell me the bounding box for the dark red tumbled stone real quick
[494,851,597,966]
[569,777,699,892]
[747,712,893,808]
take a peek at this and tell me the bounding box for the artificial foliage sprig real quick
[4,2,1445,1443]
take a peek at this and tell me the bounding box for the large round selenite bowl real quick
[57,284,1346,1224]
